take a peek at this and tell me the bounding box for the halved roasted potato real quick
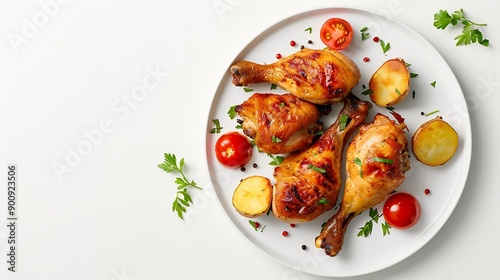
[232,176,272,218]
[369,58,410,106]
[412,116,459,166]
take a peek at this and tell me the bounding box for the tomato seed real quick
[373,36,380,42]
[290,40,296,47]
[276,53,282,59]
[282,231,289,237]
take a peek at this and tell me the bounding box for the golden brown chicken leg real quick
[272,94,371,223]
[230,48,361,105]
[315,113,410,256]
[235,93,323,154]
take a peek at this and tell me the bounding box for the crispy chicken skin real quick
[230,48,361,105]
[272,94,372,223]
[315,113,410,256]
[235,93,323,154]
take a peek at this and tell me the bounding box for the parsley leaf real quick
[339,114,349,131]
[357,208,391,237]
[360,26,370,40]
[158,153,202,219]
[308,164,326,174]
[227,105,237,119]
[316,198,329,205]
[268,154,285,166]
[380,39,391,55]
[361,88,373,95]
[433,8,489,47]
[272,135,282,143]
[210,119,222,134]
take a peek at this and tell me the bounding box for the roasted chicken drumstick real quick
[272,94,371,223]
[315,113,410,256]
[230,48,361,105]
[235,93,323,154]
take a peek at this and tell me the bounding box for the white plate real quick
[205,6,471,277]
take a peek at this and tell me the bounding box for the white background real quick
[1,0,499,279]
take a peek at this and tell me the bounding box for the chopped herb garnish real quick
[314,130,324,136]
[210,119,223,134]
[357,208,391,237]
[373,157,394,164]
[280,102,285,107]
[308,164,326,174]
[355,157,363,177]
[412,90,416,99]
[382,222,391,236]
[380,39,391,55]
[272,135,282,143]
[339,114,349,131]
[270,83,278,90]
[386,106,395,111]
[410,73,419,78]
[425,109,440,116]
[431,81,437,87]
[361,88,373,95]
[360,26,370,40]
[268,154,285,166]
[304,27,313,34]
[243,87,254,92]
[227,105,237,119]
[395,88,401,95]
[249,220,265,232]
[317,198,329,205]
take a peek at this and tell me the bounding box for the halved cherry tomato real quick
[383,192,421,229]
[320,18,353,50]
[215,132,253,168]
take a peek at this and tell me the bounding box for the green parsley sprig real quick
[357,208,391,237]
[268,154,285,166]
[433,8,489,47]
[158,153,202,219]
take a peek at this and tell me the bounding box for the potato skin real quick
[411,116,459,166]
[232,176,273,218]
[369,58,410,107]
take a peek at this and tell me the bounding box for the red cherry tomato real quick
[320,18,353,50]
[383,192,421,229]
[215,132,253,168]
